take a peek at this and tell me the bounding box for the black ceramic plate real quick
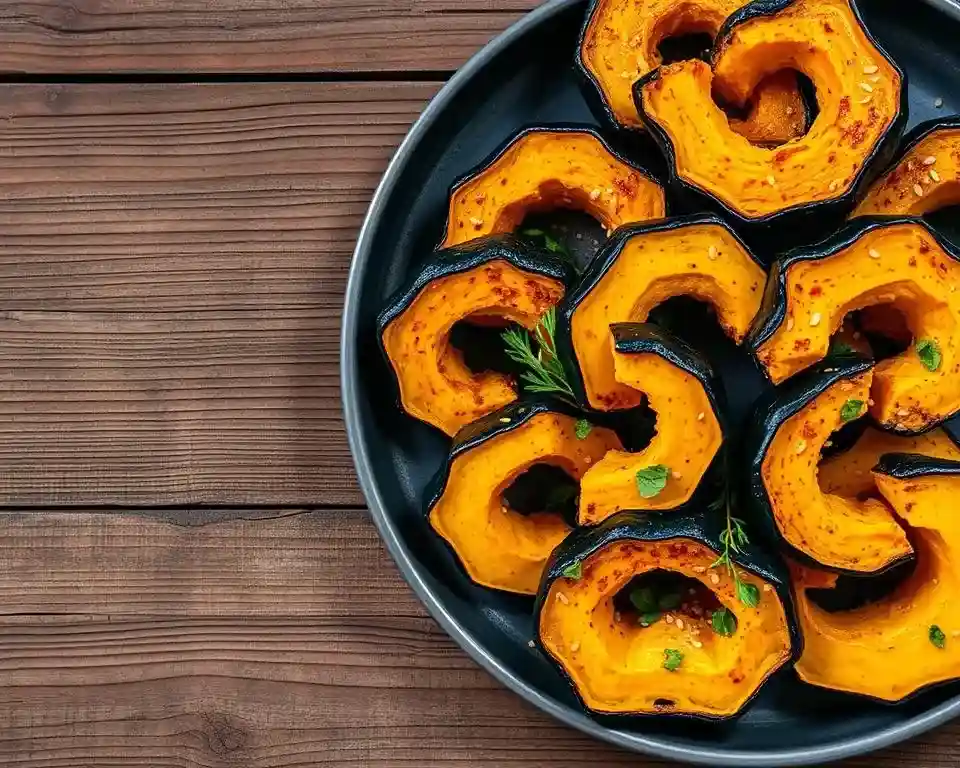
[342,1,960,764]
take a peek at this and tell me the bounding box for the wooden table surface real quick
[0,2,957,766]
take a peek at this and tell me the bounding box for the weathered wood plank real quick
[0,82,439,506]
[0,0,540,74]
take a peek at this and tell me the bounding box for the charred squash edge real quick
[555,213,762,407]
[742,354,915,575]
[745,215,960,431]
[532,508,803,722]
[438,124,665,247]
[632,0,907,235]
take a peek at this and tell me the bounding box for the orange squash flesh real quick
[854,127,960,216]
[569,222,764,411]
[760,368,913,573]
[792,468,960,701]
[580,0,806,142]
[819,426,960,500]
[381,259,564,436]
[441,130,665,248]
[639,0,901,219]
[755,222,960,433]
[578,341,723,524]
[538,537,792,717]
[430,412,621,595]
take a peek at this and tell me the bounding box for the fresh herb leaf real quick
[575,419,593,440]
[629,586,658,614]
[737,580,761,608]
[639,611,661,627]
[561,560,583,581]
[930,624,947,649]
[663,648,684,672]
[657,592,683,611]
[636,465,670,499]
[521,228,570,258]
[711,607,737,637]
[501,308,576,403]
[840,399,865,423]
[829,339,855,357]
[917,338,942,372]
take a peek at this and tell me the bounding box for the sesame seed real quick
[697,412,706,421]
[590,188,601,201]
[898,408,910,417]
[914,184,925,197]
[869,75,880,83]
[787,317,795,331]
[863,64,879,74]
[557,591,569,605]
[810,312,822,327]
[796,439,808,455]
[869,249,881,259]
[907,160,917,171]
[693,565,707,574]
[708,245,719,260]
[584,456,592,465]
[665,614,675,624]
[763,583,773,593]
[469,217,484,227]
[923,155,938,166]
[676,618,685,630]
[499,417,511,424]
[767,175,777,186]
[859,82,874,93]
[614,611,622,622]
[859,95,872,104]
[931,169,941,183]
[828,179,841,192]
[570,640,580,652]
[620,71,633,79]
[936,97,945,108]
[709,572,720,585]
[868,398,876,407]
[528,640,535,648]
[672,471,683,480]
[693,640,704,648]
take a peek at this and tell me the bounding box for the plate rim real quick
[341,1,960,763]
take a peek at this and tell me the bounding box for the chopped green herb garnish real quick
[636,465,670,499]
[917,338,942,372]
[561,560,583,581]
[736,581,761,609]
[629,586,658,614]
[711,607,737,637]
[575,419,593,440]
[663,648,684,672]
[840,399,865,423]
[639,611,662,627]
[930,624,947,649]
[501,308,576,403]
[520,228,570,258]
[711,506,761,609]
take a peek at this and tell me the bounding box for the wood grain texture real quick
[0,510,954,767]
[0,0,540,74]
[0,81,439,507]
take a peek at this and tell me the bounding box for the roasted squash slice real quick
[558,215,765,411]
[578,323,724,525]
[428,401,621,595]
[744,357,913,574]
[819,426,960,500]
[379,235,571,436]
[855,117,960,217]
[441,127,666,248]
[535,510,799,719]
[635,0,906,229]
[748,218,960,433]
[792,453,960,702]
[578,0,807,143]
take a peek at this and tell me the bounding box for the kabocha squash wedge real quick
[534,510,799,719]
[379,235,571,436]
[427,401,621,595]
[578,0,807,143]
[558,215,765,411]
[819,426,960,500]
[744,357,914,574]
[578,323,724,524]
[792,453,960,702]
[635,0,906,232]
[748,218,960,433]
[441,127,665,248]
[855,117,960,217]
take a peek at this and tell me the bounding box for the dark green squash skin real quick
[874,452,960,481]
[438,124,665,248]
[632,0,908,251]
[376,234,575,435]
[532,508,803,722]
[746,216,960,434]
[741,355,918,576]
[555,213,762,409]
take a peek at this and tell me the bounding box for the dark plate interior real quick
[343,1,960,764]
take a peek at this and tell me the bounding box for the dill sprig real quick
[501,307,576,403]
[711,507,760,608]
